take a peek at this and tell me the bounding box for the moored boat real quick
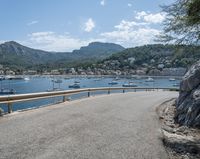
[0,88,16,95]
[5,75,24,80]
[68,83,80,89]
[169,78,176,81]
[54,79,62,83]
[173,83,180,87]
[24,77,30,81]
[108,81,118,85]
[145,77,154,82]
[46,88,61,92]
[122,82,137,87]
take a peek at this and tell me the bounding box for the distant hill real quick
[84,44,200,70]
[0,41,125,68]
[72,42,125,59]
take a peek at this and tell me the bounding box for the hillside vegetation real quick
[88,44,200,70]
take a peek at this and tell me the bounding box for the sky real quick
[0,0,175,52]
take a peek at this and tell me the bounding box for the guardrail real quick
[0,87,179,113]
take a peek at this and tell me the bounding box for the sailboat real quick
[0,77,16,95]
[47,77,62,92]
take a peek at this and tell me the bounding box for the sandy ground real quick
[0,91,178,159]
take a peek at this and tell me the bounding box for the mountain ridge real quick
[0,41,125,68]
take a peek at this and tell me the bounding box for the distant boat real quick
[94,78,101,81]
[46,88,61,92]
[68,83,80,89]
[0,76,5,81]
[131,75,141,79]
[108,81,118,85]
[74,81,80,84]
[122,82,137,87]
[24,77,30,81]
[0,88,16,95]
[5,75,24,80]
[169,78,176,81]
[54,79,62,83]
[173,83,180,87]
[145,77,154,82]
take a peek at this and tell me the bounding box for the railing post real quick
[123,89,125,93]
[134,89,136,92]
[108,89,110,94]
[8,103,13,113]
[63,96,67,102]
[88,91,90,97]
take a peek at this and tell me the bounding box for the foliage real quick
[85,44,200,70]
[159,0,200,44]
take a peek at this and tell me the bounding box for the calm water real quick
[0,76,181,112]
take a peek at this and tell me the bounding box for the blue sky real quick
[0,0,175,52]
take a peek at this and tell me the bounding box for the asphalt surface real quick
[0,91,178,159]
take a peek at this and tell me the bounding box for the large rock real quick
[176,61,200,127]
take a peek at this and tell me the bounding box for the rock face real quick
[176,61,200,127]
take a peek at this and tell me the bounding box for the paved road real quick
[0,91,178,159]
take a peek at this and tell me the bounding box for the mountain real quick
[0,41,68,67]
[0,41,125,68]
[72,42,125,59]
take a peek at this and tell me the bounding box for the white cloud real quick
[84,18,95,32]
[135,11,148,20]
[101,19,160,47]
[100,0,106,6]
[27,20,39,26]
[135,11,165,24]
[114,20,147,31]
[128,3,132,7]
[21,31,104,52]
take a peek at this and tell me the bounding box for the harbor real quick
[0,75,181,113]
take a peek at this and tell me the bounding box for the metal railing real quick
[0,87,179,113]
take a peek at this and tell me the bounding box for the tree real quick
[159,0,200,45]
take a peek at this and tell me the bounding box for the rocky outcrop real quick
[176,61,200,127]
[157,99,200,158]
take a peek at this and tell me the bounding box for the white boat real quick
[108,81,118,85]
[0,88,16,95]
[68,83,80,89]
[122,82,137,87]
[46,88,61,92]
[169,78,176,81]
[145,77,154,82]
[74,81,80,84]
[173,83,180,87]
[24,77,30,81]
[0,76,5,81]
[54,79,62,83]
[5,75,24,80]
[94,78,101,81]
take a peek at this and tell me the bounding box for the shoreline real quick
[1,74,183,79]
